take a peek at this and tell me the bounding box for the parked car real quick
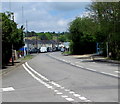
[40,47,47,53]
[47,47,52,52]
[29,48,40,54]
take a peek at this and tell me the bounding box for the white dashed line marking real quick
[47,86,53,89]
[23,62,92,102]
[69,91,75,94]
[115,71,120,73]
[65,89,70,92]
[79,96,87,100]
[60,87,64,89]
[49,54,120,79]
[61,95,68,98]
[73,94,81,97]
[101,72,118,77]
[1,87,15,92]
[86,68,97,72]
[56,92,63,95]
[65,98,74,102]
[85,100,92,102]
[54,90,58,92]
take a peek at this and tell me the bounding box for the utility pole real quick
[22,6,26,57]
[11,44,14,65]
[106,42,109,58]
[36,34,38,49]
[9,0,14,65]
[57,32,59,51]
[11,13,14,65]
[26,20,29,55]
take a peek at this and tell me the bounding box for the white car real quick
[40,47,47,53]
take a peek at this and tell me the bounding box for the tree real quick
[87,2,120,59]
[69,17,96,55]
[2,12,24,65]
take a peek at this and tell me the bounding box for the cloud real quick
[49,2,90,12]
[2,2,91,32]
[1,0,92,2]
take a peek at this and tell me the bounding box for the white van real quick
[40,47,47,53]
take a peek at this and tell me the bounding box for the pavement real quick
[0,54,37,77]
[63,53,120,64]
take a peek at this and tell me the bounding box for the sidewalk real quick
[0,54,36,76]
[0,58,26,76]
[71,54,120,64]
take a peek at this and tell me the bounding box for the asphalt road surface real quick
[1,52,119,103]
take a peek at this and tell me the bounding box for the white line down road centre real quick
[22,62,92,102]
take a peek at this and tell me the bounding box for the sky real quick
[1,2,92,33]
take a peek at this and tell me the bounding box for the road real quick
[1,52,119,103]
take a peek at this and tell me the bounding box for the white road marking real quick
[69,91,75,94]
[23,62,92,102]
[85,100,92,102]
[54,90,58,92]
[60,87,64,89]
[51,82,61,88]
[65,98,74,102]
[70,63,75,66]
[77,65,84,69]
[47,86,53,89]
[25,62,49,81]
[65,89,70,91]
[22,64,48,87]
[56,92,63,95]
[86,68,97,72]
[115,71,120,73]
[1,87,15,92]
[101,72,118,77]
[73,94,81,97]
[49,54,120,79]
[61,95,68,98]
[50,87,54,90]
[79,96,87,100]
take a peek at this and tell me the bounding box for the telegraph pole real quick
[22,6,26,57]
[106,42,109,58]
[11,13,14,65]
[9,0,14,65]
[26,20,29,55]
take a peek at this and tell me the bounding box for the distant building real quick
[25,39,58,51]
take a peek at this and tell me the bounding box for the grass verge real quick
[22,54,34,60]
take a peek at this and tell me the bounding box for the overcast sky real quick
[2,2,91,33]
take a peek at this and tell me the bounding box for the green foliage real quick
[88,2,120,59]
[69,17,96,55]
[69,2,120,59]
[58,32,70,42]
[1,12,24,65]
[27,31,69,42]
[36,32,53,40]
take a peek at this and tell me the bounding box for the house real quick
[24,39,59,52]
